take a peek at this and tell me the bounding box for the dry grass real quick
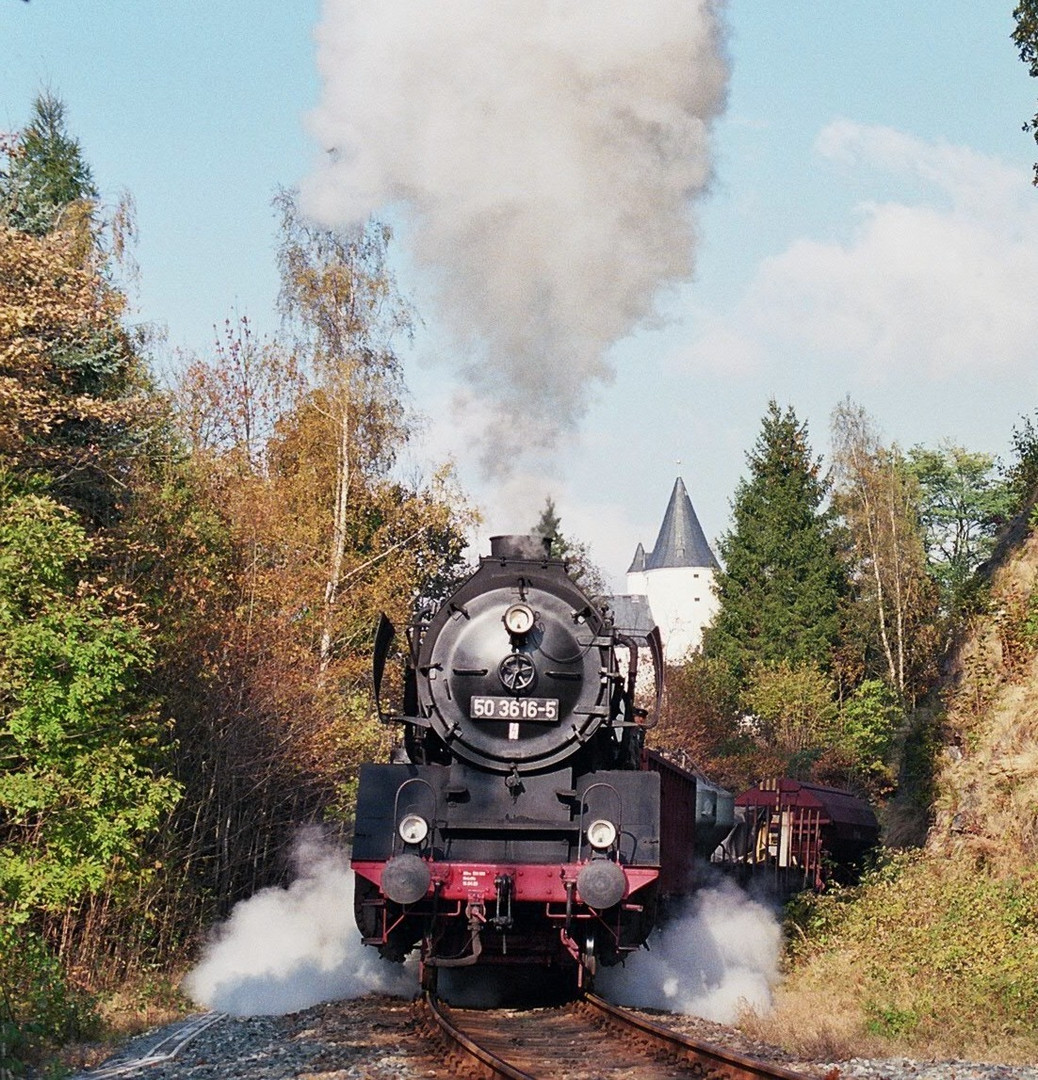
[96,985,191,1038]
[102,961,194,1027]
[744,851,1038,1065]
[739,955,894,1061]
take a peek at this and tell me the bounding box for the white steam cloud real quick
[184,835,778,1021]
[303,1,728,463]
[598,880,781,1023]
[182,832,414,1015]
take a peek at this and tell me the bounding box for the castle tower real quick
[624,477,720,663]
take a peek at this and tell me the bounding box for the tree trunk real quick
[320,392,350,673]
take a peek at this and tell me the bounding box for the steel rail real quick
[75,1011,227,1079]
[582,992,813,1080]
[421,991,539,1080]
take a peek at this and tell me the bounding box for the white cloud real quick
[816,119,1026,222]
[680,122,1038,384]
[668,312,768,378]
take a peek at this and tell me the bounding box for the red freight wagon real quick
[716,778,879,894]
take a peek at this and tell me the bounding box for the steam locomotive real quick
[351,534,723,988]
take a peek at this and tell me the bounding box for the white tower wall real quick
[644,565,719,662]
[625,568,648,596]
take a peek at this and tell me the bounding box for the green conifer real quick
[704,400,846,680]
[1,92,98,235]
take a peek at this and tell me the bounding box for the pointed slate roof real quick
[644,477,719,571]
[626,542,647,575]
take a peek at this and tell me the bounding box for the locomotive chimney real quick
[490,534,552,561]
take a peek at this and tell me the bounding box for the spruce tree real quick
[531,496,606,596]
[704,400,846,681]
[0,92,97,235]
[0,93,154,526]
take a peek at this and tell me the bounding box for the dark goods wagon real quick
[351,535,702,989]
[645,750,734,899]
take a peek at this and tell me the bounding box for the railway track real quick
[418,990,816,1080]
[75,1012,227,1079]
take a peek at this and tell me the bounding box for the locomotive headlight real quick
[503,603,536,636]
[586,818,618,851]
[398,813,430,846]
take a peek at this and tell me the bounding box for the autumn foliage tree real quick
[0,90,474,1072]
[0,95,178,1064]
[650,654,753,786]
[0,96,155,528]
[158,194,476,928]
[830,399,940,700]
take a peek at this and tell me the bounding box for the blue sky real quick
[4,2,1036,588]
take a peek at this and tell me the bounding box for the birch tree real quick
[274,190,413,672]
[830,399,939,699]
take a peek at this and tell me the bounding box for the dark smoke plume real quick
[302,1,728,465]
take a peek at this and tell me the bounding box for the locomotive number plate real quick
[470,696,559,721]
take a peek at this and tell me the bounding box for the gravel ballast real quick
[71,995,1038,1080]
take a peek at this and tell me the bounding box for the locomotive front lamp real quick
[586,818,618,851]
[503,602,536,636]
[398,813,430,846]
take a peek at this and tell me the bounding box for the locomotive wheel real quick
[580,931,597,990]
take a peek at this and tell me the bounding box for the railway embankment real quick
[741,510,1038,1065]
